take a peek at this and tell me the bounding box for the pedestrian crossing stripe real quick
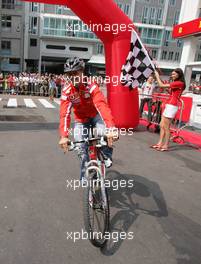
[0,98,60,109]
[24,99,37,108]
[38,99,56,109]
[7,98,17,108]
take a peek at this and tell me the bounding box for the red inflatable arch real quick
[22,0,139,128]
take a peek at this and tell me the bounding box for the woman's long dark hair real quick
[173,68,186,90]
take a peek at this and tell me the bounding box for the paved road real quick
[0,95,201,264]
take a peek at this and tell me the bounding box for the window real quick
[1,40,11,55]
[177,39,182,47]
[43,17,96,39]
[9,58,20,64]
[31,2,39,12]
[156,8,163,25]
[164,30,171,46]
[142,7,149,23]
[30,38,37,47]
[1,15,12,29]
[97,44,104,54]
[69,47,88,52]
[199,9,201,18]
[2,0,14,9]
[124,4,130,15]
[46,45,66,50]
[197,54,201,61]
[117,3,123,10]
[174,52,180,61]
[168,51,174,60]
[149,7,156,24]
[29,17,38,34]
[161,51,167,60]
[142,7,162,25]
[139,27,162,45]
[169,0,175,6]
[1,40,11,50]
[151,49,158,59]
[56,5,62,14]
[174,10,180,25]
[159,0,164,4]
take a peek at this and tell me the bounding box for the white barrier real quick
[183,93,201,128]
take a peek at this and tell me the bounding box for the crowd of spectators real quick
[0,72,65,98]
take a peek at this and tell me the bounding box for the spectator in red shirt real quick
[151,68,186,151]
[55,75,62,98]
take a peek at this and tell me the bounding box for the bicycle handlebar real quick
[68,136,108,151]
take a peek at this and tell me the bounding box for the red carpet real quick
[139,119,201,149]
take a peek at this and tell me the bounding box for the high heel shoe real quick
[150,144,161,149]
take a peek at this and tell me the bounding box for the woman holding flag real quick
[151,68,186,151]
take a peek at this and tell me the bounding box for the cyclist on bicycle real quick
[59,57,118,180]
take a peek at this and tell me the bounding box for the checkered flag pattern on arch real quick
[120,29,155,90]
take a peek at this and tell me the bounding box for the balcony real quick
[141,38,161,45]
[43,28,97,40]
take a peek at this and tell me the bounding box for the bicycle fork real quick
[85,161,107,207]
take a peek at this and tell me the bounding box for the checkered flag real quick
[120,29,155,90]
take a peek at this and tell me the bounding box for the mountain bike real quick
[69,136,110,247]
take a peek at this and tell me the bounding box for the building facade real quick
[177,0,201,87]
[0,0,25,72]
[133,0,182,75]
[0,0,200,76]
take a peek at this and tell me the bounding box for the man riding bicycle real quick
[59,57,118,180]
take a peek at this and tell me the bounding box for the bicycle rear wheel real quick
[83,172,110,248]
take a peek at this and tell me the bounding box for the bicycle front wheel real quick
[83,174,110,248]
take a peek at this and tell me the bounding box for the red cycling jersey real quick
[59,81,115,137]
[167,81,185,106]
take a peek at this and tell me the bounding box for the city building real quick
[173,0,201,87]
[0,0,25,72]
[0,0,201,78]
[133,0,183,76]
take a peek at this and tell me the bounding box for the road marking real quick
[54,99,61,105]
[24,99,37,108]
[7,98,17,107]
[38,99,55,109]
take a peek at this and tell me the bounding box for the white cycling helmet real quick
[64,57,85,73]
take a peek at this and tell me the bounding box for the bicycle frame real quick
[70,137,107,181]
[85,140,107,207]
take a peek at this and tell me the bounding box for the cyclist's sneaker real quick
[104,158,112,168]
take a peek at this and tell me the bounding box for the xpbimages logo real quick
[64,74,121,87]
[66,22,134,35]
[65,127,134,137]
[66,178,135,191]
[66,229,134,243]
